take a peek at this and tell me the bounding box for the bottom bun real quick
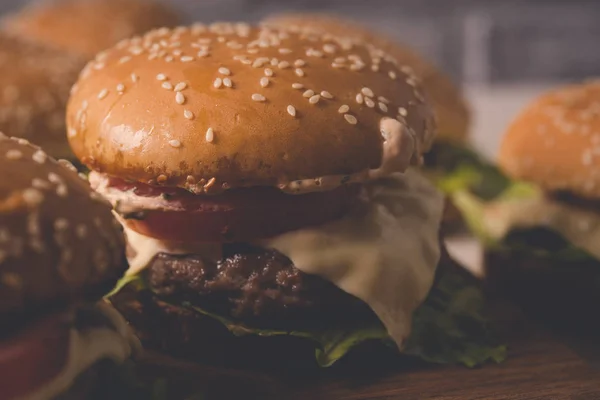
[484,250,600,333]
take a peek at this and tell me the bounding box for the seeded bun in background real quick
[0,33,84,160]
[0,135,125,316]
[262,13,470,144]
[498,81,600,200]
[67,23,436,192]
[2,0,181,58]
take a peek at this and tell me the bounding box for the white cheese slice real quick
[118,170,444,350]
[483,194,600,260]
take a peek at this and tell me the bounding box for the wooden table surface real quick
[139,304,600,400]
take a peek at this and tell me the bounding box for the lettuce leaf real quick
[112,267,505,368]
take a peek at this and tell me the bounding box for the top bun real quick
[67,23,436,193]
[0,33,84,160]
[0,135,125,315]
[2,0,181,58]
[262,13,470,144]
[499,81,600,200]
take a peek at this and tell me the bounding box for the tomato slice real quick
[0,314,70,399]
[111,181,360,242]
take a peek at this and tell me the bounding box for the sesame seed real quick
[165,55,174,62]
[156,73,167,81]
[169,139,182,148]
[365,97,375,108]
[389,71,397,80]
[294,59,306,67]
[116,83,125,93]
[6,150,22,160]
[309,95,320,104]
[175,92,185,105]
[344,114,358,125]
[323,44,336,53]
[162,82,173,90]
[32,178,50,189]
[295,68,305,77]
[292,83,304,90]
[16,139,29,146]
[197,50,209,58]
[361,87,374,97]
[223,78,233,88]
[278,61,290,69]
[174,82,187,92]
[303,90,315,98]
[184,110,194,120]
[332,63,344,69]
[398,107,408,117]
[260,77,270,88]
[270,58,279,66]
[279,48,292,54]
[218,67,231,76]
[379,102,389,112]
[76,225,87,239]
[338,105,350,113]
[356,94,364,104]
[371,65,380,72]
[287,105,296,117]
[252,93,266,102]
[48,172,61,184]
[32,150,47,164]
[56,185,68,197]
[320,91,333,99]
[264,68,274,77]
[213,78,223,88]
[378,96,389,104]
[131,73,139,83]
[181,56,195,62]
[22,188,44,206]
[97,89,109,99]
[119,56,131,64]
[205,128,214,143]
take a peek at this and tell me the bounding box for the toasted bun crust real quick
[262,13,470,143]
[0,135,126,315]
[0,33,84,159]
[67,23,436,192]
[499,81,600,200]
[2,0,181,58]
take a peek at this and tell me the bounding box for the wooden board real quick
[138,305,600,399]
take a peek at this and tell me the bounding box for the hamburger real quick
[67,22,504,367]
[454,81,600,328]
[2,0,181,58]
[261,13,508,228]
[0,32,84,160]
[0,134,137,399]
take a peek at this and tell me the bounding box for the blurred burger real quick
[456,81,600,328]
[0,33,84,160]
[0,135,137,399]
[2,0,181,58]
[67,23,504,367]
[261,13,507,228]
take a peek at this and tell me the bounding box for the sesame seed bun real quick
[66,23,436,192]
[2,0,181,58]
[0,135,126,315]
[498,81,600,200]
[262,13,470,144]
[0,33,84,160]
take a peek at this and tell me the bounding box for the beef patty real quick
[144,243,371,327]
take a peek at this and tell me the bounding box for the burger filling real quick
[1,302,137,400]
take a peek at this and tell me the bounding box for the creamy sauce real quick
[22,303,138,400]
[483,194,600,259]
[120,170,444,349]
[92,117,421,196]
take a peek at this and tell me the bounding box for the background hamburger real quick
[261,13,509,228]
[0,134,137,399]
[0,32,84,160]
[67,22,504,368]
[2,0,181,58]
[454,81,600,329]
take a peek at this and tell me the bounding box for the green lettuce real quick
[111,265,505,368]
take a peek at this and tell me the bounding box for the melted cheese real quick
[120,170,444,350]
[483,195,600,260]
[22,303,139,400]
